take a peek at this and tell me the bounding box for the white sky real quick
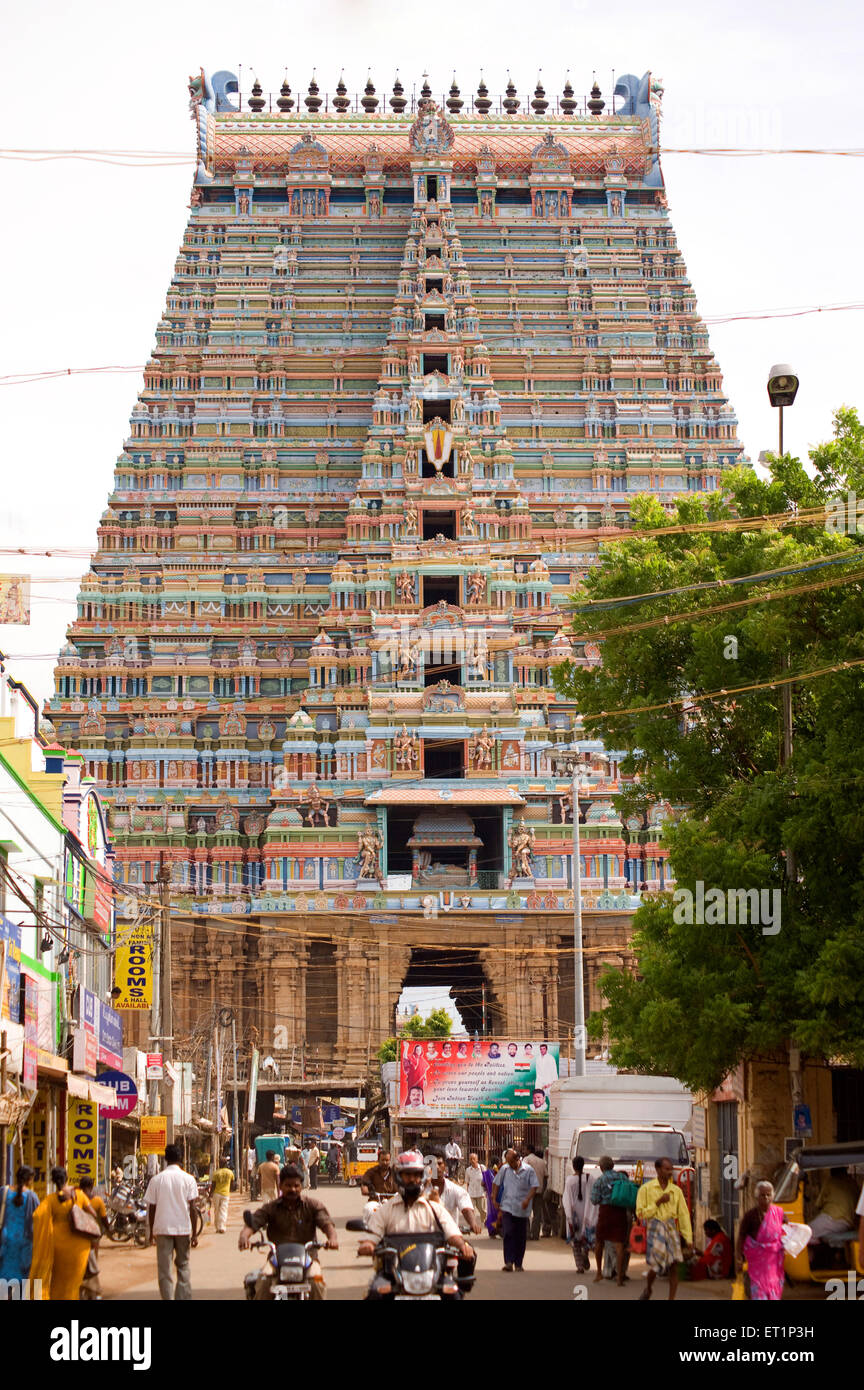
[2,0,862,712]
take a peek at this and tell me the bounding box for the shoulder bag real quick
[69,1196,102,1241]
[608,1175,639,1209]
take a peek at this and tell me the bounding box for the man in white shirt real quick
[465,1152,489,1223]
[145,1144,200,1300]
[357,1152,475,1299]
[433,1156,482,1234]
[444,1136,463,1180]
[523,1147,549,1240]
[303,1140,321,1189]
[358,1152,473,1248]
[534,1043,559,1095]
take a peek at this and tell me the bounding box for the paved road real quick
[91,1181,801,1303]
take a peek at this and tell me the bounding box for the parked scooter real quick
[105,1180,149,1246]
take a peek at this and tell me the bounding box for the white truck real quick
[546,1074,694,1234]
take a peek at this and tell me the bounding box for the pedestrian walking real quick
[209,1161,234,1233]
[145,1143,200,1301]
[258,1150,280,1202]
[465,1153,488,1226]
[303,1140,321,1189]
[736,1180,788,1301]
[77,1177,107,1299]
[0,1165,39,1288]
[590,1155,630,1287]
[523,1147,548,1239]
[491,1148,539,1272]
[636,1156,693,1301]
[444,1136,463,1180]
[30,1166,100,1301]
[327,1142,341,1183]
[483,1164,498,1237]
[247,1146,257,1198]
[563,1156,595,1272]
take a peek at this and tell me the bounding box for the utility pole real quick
[1,1029,7,1184]
[212,1020,221,1170]
[231,1013,240,1187]
[148,896,161,1126]
[158,857,174,1144]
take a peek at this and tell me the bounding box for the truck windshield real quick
[575,1131,688,1165]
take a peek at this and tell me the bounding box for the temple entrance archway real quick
[401,946,504,1037]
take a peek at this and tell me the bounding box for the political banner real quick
[0,575,30,624]
[399,1038,561,1119]
[113,927,154,1010]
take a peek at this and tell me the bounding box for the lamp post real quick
[766,363,799,457]
[767,364,799,880]
[555,752,592,1076]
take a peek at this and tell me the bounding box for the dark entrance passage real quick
[422,574,459,607]
[423,510,456,539]
[306,938,337,1044]
[402,947,504,1037]
[423,739,464,779]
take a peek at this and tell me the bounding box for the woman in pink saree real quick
[736,1180,787,1300]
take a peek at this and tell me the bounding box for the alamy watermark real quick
[825,492,864,534]
[672,882,781,935]
[0,1277,42,1300]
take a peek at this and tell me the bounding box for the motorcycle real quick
[105,1181,149,1246]
[243,1239,322,1300]
[241,1207,323,1301]
[348,1224,465,1301]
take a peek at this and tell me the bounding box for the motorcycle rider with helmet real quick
[356,1150,476,1296]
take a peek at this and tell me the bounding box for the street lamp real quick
[767,364,799,456]
[554,751,592,1077]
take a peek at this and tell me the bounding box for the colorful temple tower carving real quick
[50,71,745,1073]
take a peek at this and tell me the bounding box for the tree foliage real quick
[554,409,864,1091]
[376,1007,453,1063]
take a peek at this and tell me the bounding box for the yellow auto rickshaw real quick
[773,1141,864,1282]
[344,1140,382,1185]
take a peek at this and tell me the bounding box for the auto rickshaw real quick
[344,1139,382,1185]
[773,1141,864,1282]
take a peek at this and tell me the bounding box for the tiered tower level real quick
[50,70,745,1071]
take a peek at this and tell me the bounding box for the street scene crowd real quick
[6,1136,861,1301]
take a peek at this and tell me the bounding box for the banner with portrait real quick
[398,1038,560,1119]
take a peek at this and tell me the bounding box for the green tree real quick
[554,409,864,1092]
[376,1007,453,1063]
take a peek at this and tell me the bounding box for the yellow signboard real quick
[140,1115,167,1154]
[113,928,154,1010]
[21,1093,49,1197]
[67,1098,99,1184]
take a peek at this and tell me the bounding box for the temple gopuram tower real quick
[50,69,745,1078]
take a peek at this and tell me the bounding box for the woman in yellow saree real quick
[30,1166,97,1300]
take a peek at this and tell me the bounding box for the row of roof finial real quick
[245,71,606,116]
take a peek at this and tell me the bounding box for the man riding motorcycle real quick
[239,1164,338,1300]
[356,1150,476,1298]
